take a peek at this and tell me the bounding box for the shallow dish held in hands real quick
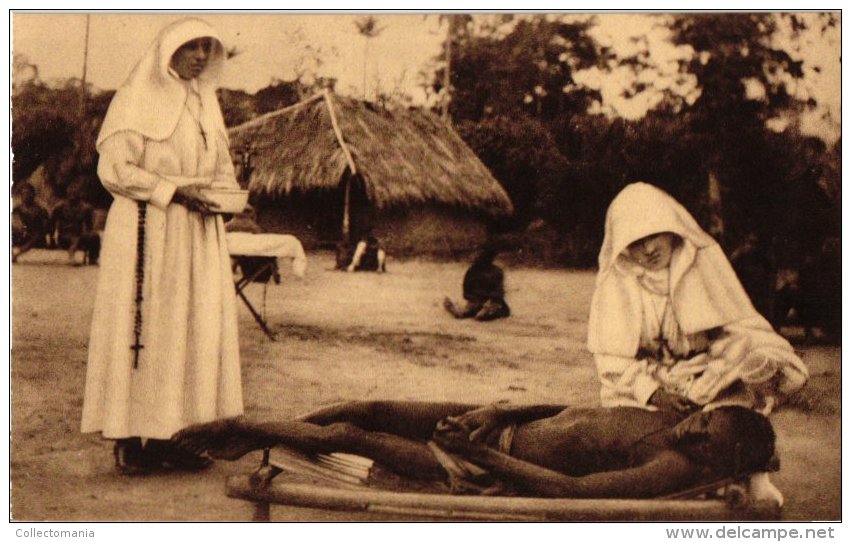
[200,189,250,214]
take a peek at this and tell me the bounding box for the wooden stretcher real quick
[226,446,782,522]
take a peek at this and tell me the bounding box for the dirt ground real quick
[10,249,841,521]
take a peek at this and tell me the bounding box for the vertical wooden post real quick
[79,14,91,119]
[323,89,357,242]
[362,40,369,100]
[252,449,272,522]
[707,170,724,241]
[442,15,453,122]
[342,174,351,240]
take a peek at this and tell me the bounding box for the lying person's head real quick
[671,405,776,476]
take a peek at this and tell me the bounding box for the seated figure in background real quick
[444,247,510,321]
[12,183,50,263]
[50,182,101,265]
[172,400,778,500]
[224,205,263,234]
[336,234,387,273]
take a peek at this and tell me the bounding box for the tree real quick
[425,15,611,263]
[660,13,839,325]
[434,15,603,123]
[456,115,569,243]
[12,53,39,93]
[12,79,77,185]
[665,14,808,241]
[252,79,304,115]
[289,27,339,99]
[429,14,473,121]
[12,71,115,208]
[354,16,387,100]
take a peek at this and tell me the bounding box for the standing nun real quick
[81,18,243,474]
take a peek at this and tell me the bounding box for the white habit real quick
[587,183,808,413]
[81,19,243,439]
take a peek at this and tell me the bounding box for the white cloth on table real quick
[226,232,307,278]
[81,19,243,440]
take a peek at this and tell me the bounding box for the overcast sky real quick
[12,13,446,101]
[12,11,840,142]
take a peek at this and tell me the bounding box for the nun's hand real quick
[173,186,221,214]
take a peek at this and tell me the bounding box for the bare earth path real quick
[10,250,840,521]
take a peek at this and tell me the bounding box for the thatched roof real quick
[228,92,513,217]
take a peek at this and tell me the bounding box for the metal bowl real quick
[200,189,250,214]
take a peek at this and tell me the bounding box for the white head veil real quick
[587,182,760,357]
[96,18,228,149]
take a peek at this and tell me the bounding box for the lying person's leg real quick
[173,417,448,479]
[299,400,481,441]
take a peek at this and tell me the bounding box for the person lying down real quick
[172,400,777,499]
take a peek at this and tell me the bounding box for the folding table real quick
[226,232,307,340]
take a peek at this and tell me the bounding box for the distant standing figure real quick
[11,183,49,263]
[336,235,386,272]
[50,182,101,265]
[444,247,510,321]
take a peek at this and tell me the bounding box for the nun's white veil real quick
[587,182,760,357]
[96,18,228,149]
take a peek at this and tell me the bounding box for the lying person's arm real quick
[435,435,701,498]
[438,404,567,443]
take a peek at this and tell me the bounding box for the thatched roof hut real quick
[230,91,512,215]
[228,91,512,253]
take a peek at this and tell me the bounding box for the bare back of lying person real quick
[172,401,775,499]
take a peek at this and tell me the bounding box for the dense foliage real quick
[13,14,839,291]
[427,13,839,331]
[431,14,838,258]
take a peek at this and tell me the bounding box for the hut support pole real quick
[324,90,358,175]
[323,89,358,241]
[343,177,351,240]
